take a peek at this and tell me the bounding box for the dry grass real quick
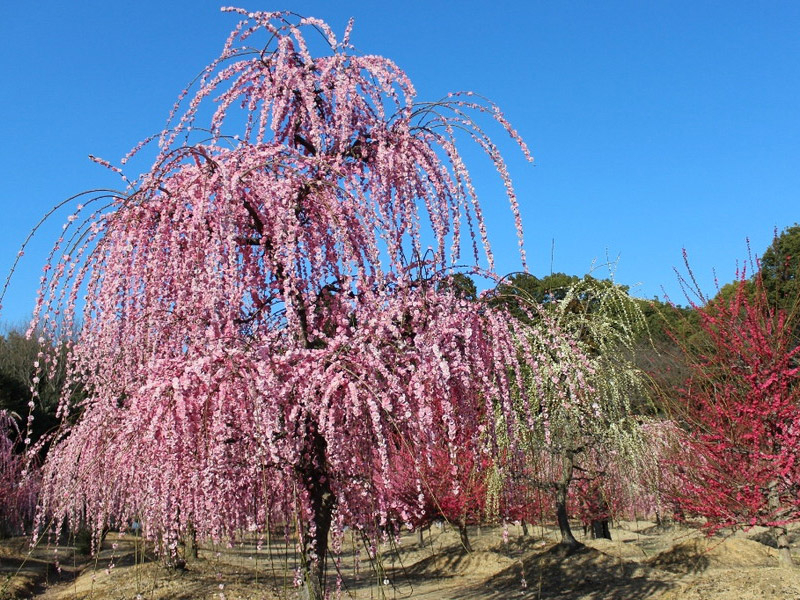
[2,520,799,599]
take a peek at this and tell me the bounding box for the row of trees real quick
[0,272,659,554]
[2,238,799,582]
[2,9,800,598]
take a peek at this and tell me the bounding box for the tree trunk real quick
[768,481,793,567]
[555,490,579,548]
[185,521,199,559]
[458,518,473,553]
[555,449,581,549]
[773,525,793,567]
[590,518,611,540]
[521,519,529,536]
[417,526,425,547]
[298,427,335,600]
[590,497,611,540]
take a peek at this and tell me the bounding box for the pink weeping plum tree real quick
[6,9,596,598]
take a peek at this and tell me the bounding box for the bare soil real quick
[2,521,800,599]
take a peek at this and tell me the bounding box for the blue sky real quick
[1,1,799,324]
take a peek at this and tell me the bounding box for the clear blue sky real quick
[2,1,799,324]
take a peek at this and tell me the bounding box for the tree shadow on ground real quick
[749,528,800,549]
[634,522,679,536]
[123,561,279,600]
[459,542,678,600]
[1,554,84,598]
[1,537,89,598]
[645,541,711,575]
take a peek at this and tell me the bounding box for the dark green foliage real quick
[0,328,68,449]
[490,272,645,354]
[490,273,695,418]
[489,272,582,323]
[761,224,800,313]
[696,226,800,349]
[706,225,800,315]
[497,272,582,303]
[635,297,694,344]
[435,272,478,301]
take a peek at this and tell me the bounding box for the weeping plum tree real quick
[1,9,595,599]
[491,275,653,549]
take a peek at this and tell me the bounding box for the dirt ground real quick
[2,520,800,599]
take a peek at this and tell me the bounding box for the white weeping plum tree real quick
[6,9,600,599]
[490,275,653,550]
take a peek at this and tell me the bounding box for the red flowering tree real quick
[568,448,624,539]
[390,437,489,552]
[487,450,545,535]
[2,10,604,599]
[669,266,800,567]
